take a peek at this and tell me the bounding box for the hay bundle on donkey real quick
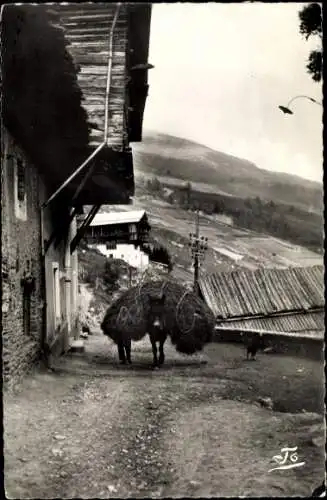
[101,278,215,367]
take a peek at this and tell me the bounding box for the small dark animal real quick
[147,293,167,370]
[311,481,326,497]
[244,332,264,360]
[117,339,132,365]
[82,325,90,334]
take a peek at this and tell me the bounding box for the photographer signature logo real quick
[269,446,305,472]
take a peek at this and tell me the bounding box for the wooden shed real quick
[199,265,325,358]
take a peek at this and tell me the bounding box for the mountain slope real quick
[132,132,323,213]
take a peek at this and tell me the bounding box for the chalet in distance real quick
[82,210,151,270]
[83,210,151,246]
[1,3,152,388]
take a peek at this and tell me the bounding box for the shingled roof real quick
[199,265,324,320]
[89,210,147,226]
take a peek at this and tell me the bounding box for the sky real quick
[143,2,323,183]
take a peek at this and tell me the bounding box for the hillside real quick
[132,132,323,213]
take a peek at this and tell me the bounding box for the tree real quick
[181,182,192,209]
[213,198,225,214]
[150,177,162,193]
[298,3,322,82]
[103,260,120,292]
[149,245,173,272]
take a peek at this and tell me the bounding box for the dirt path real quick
[4,335,325,498]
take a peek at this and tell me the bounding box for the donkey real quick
[146,293,167,369]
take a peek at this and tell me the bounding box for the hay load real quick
[101,278,215,355]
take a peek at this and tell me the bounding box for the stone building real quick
[1,3,152,388]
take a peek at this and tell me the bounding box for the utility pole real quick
[189,209,208,296]
[193,209,200,293]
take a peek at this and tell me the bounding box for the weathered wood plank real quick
[73,55,111,65]
[58,13,117,22]
[79,67,108,75]
[79,72,126,80]
[107,131,124,139]
[86,104,126,115]
[79,85,124,95]
[68,42,127,52]
[78,79,107,89]
[48,3,115,12]
[82,96,105,104]
[69,41,111,49]
[55,8,118,17]
[84,104,106,112]
[86,108,122,118]
[69,46,126,55]
[79,86,125,97]
[84,93,125,102]
[68,34,113,43]
[59,11,128,22]
[79,87,125,97]
[88,119,104,129]
[66,33,127,44]
[73,55,126,65]
[66,27,127,38]
[66,35,111,44]
[82,98,125,107]
[67,38,127,48]
[86,106,124,116]
[90,127,103,135]
[61,26,125,35]
[61,20,113,29]
[83,106,123,121]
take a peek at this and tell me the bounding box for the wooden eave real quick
[47,3,152,148]
[66,145,135,206]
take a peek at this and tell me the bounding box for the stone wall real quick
[2,128,77,389]
[2,131,44,389]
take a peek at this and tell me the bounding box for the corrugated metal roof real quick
[199,265,324,319]
[90,210,146,226]
[217,310,325,337]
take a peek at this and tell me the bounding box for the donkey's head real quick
[147,293,166,331]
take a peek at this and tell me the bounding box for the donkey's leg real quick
[125,340,132,364]
[158,334,167,365]
[149,333,159,369]
[117,342,126,364]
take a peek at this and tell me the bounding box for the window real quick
[14,156,27,220]
[17,158,25,201]
[129,224,137,241]
[52,263,61,329]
